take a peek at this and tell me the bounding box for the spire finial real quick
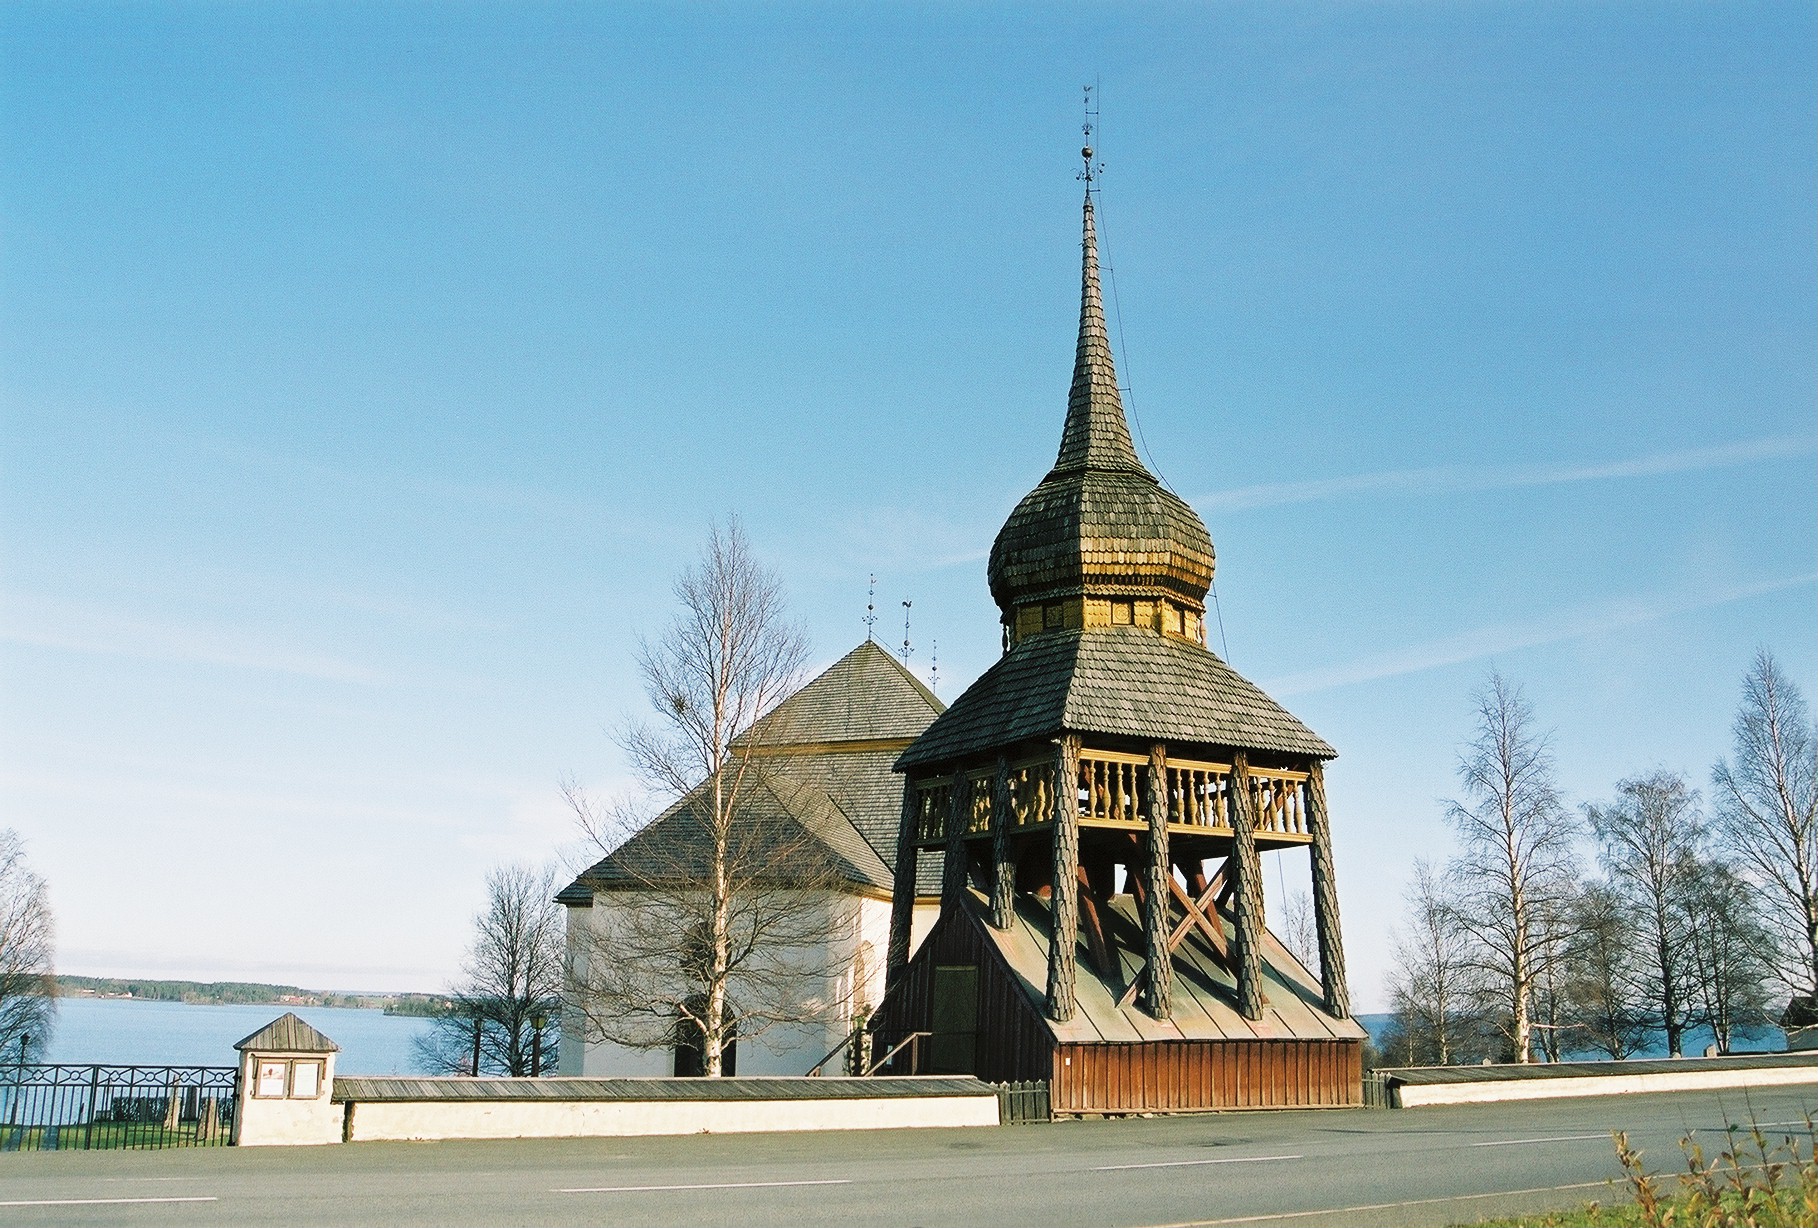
[1079,84,1101,189]
[900,600,913,664]
[1053,87,1144,478]
[863,574,877,641]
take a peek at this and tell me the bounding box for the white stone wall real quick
[1395,1064,1818,1107]
[343,1090,999,1142]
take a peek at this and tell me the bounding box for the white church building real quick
[557,640,943,1076]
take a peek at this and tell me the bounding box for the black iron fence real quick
[0,1064,239,1151]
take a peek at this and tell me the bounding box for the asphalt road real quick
[2,1086,1814,1227]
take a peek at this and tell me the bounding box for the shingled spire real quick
[1053,188,1145,476]
[986,170,1215,626]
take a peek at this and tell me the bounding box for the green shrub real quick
[1471,1116,1818,1228]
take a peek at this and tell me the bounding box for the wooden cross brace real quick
[1116,864,1231,1009]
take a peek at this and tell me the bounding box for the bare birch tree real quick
[1711,649,1818,996]
[1561,880,1649,1059]
[1585,771,1704,1056]
[1682,858,1774,1054]
[415,863,564,1077]
[1446,671,1578,1063]
[1280,887,1319,978]
[0,830,55,1060]
[1385,860,1482,1066]
[565,519,855,1077]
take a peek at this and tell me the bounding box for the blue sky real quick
[2,2,1812,1010]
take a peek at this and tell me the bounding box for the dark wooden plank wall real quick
[1053,1040,1361,1115]
[873,913,1053,1086]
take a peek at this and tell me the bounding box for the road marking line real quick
[1710,1120,1813,1131]
[0,1197,218,1208]
[1095,1154,1301,1172]
[557,1179,851,1194]
[1139,1179,1613,1226]
[1472,1133,1608,1147]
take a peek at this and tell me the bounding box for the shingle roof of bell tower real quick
[1055,191,1144,475]
[987,189,1217,620]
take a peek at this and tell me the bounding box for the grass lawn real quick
[2,1118,231,1151]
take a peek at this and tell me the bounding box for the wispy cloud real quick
[191,436,690,550]
[0,598,387,684]
[1196,436,1814,513]
[1266,571,1818,697]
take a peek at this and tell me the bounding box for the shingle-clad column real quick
[1229,751,1266,1022]
[1305,762,1351,1019]
[942,772,970,909]
[1047,735,1081,1023]
[990,755,1015,930]
[886,778,919,994]
[1142,742,1173,1019]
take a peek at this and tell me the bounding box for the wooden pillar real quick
[885,777,919,994]
[1229,751,1265,1022]
[1142,742,1172,1019]
[1047,734,1080,1023]
[942,772,970,909]
[1305,762,1351,1019]
[990,755,1015,929]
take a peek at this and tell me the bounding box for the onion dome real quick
[988,190,1215,642]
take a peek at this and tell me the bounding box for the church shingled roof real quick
[735,639,943,747]
[559,640,946,906]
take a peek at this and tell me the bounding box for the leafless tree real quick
[1585,771,1704,1056]
[1682,858,1774,1054]
[1279,886,1319,977]
[0,830,55,1061]
[1384,860,1483,1066]
[1529,898,1576,1063]
[564,519,857,1076]
[1711,649,1818,996]
[415,863,564,1077]
[1561,880,1649,1059]
[1446,671,1579,1063]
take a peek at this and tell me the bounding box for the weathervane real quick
[900,600,913,664]
[1080,83,1103,189]
[864,574,877,641]
[930,638,939,696]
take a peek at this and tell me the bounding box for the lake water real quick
[32,1001,1786,1073]
[40,998,436,1073]
[1354,1013,1788,1062]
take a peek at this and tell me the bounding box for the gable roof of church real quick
[567,768,895,895]
[736,639,943,746]
[559,640,945,905]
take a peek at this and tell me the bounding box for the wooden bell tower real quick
[874,154,1363,1114]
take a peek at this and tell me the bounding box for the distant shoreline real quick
[56,976,452,1017]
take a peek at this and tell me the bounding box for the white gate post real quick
[231,1013,341,1146]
